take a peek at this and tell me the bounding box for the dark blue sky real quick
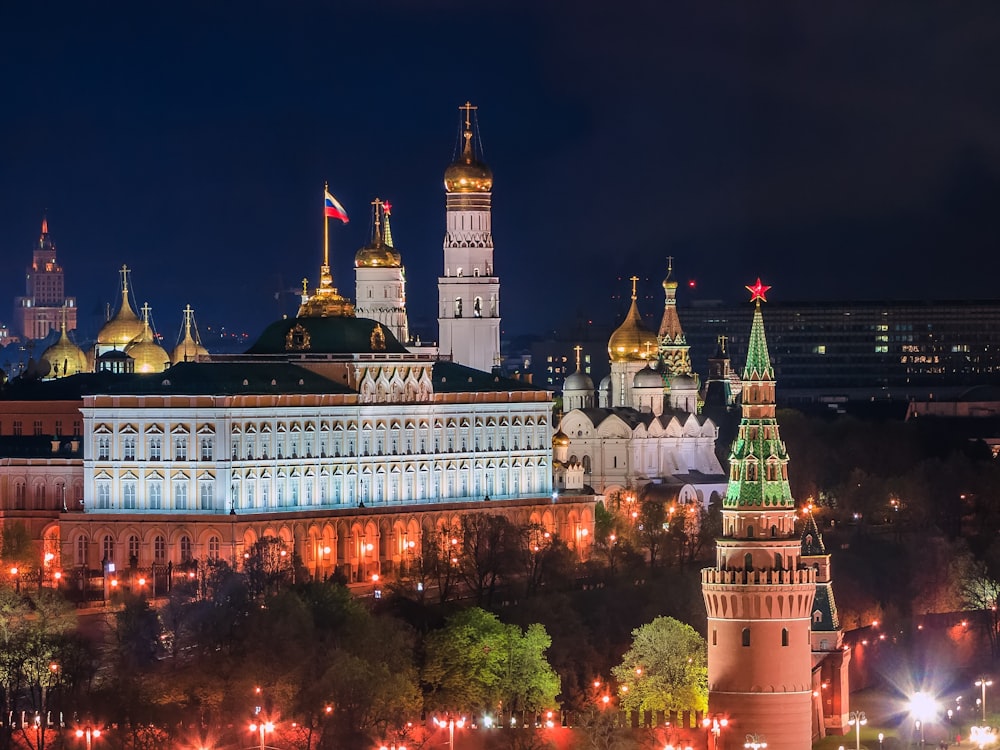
[3,2,1000,346]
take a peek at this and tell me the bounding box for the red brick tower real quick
[701,280,816,749]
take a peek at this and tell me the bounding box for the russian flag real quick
[324,190,349,223]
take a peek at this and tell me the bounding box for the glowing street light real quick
[433,716,465,750]
[743,734,767,750]
[702,716,729,750]
[977,677,993,723]
[909,691,939,745]
[970,725,996,749]
[249,721,273,750]
[75,726,101,750]
[848,711,867,750]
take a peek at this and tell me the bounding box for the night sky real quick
[3,2,1000,348]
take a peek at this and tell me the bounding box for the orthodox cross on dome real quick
[120,264,130,293]
[746,278,771,304]
[630,275,639,301]
[666,255,674,277]
[718,333,728,351]
[574,344,582,371]
[460,100,478,129]
[141,302,152,324]
[371,197,384,235]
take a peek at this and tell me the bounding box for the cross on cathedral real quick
[630,275,639,300]
[460,100,478,128]
[574,345,583,371]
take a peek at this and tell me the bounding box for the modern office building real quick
[681,299,1000,404]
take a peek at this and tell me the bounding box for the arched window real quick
[744,552,753,570]
[180,536,192,562]
[454,298,463,318]
[771,524,778,538]
[775,552,783,569]
[75,537,88,567]
[102,535,115,566]
[746,525,755,538]
[128,536,140,566]
[154,535,166,562]
[474,297,482,318]
[208,536,220,560]
[742,628,751,647]
[781,628,789,647]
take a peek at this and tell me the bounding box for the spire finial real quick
[460,101,477,159]
[183,304,194,337]
[718,334,728,352]
[141,302,151,325]
[630,275,639,301]
[382,199,394,247]
[41,214,49,236]
[60,303,68,335]
[666,256,674,277]
[460,100,477,130]
[746,278,772,306]
[120,264,130,295]
[574,345,583,371]
[371,197,383,244]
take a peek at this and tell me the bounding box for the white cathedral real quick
[554,264,727,508]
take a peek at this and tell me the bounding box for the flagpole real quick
[323,182,330,268]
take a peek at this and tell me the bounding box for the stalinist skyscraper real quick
[14,216,77,340]
[437,102,500,373]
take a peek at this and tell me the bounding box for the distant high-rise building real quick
[13,217,77,340]
[438,101,501,373]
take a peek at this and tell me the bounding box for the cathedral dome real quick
[608,298,658,363]
[172,334,209,365]
[444,158,493,194]
[598,375,611,392]
[98,295,144,347]
[126,323,170,374]
[633,366,663,389]
[670,372,698,389]
[552,429,571,448]
[564,370,595,392]
[41,328,88,378]
[355,241,401,269]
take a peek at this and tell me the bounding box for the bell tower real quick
[701,279,816,749]
[438,101,501,372]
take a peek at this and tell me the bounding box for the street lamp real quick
[908,691,939,746]
[433,715,465,750]
[743,734,767,750]
[249,721,273,750]
[970,725,997,749]
[977,677,993,723]
[702,717,728,750]
[75,726,101,750]
[848,711,867,750]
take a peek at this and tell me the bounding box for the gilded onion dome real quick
[171,305,210,364]
[42,310,88,378]
[126,304,170,373]
[97,265,145,347]
[552,429,571,448]
[608,277,658,362]
[355,198,402,268]
[444,101,493,193]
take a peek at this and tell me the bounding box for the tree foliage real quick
[610,616,707,715]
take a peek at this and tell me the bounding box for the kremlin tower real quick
[656,258,699,413]
[14,216,77,340]
[355,198,409,344]
[437,101,501,373]
[701,280,818,750]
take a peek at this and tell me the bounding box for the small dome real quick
[670,372,698,389]
[633,366,664,389]
[598,375,611,391]
[126,324,170,373]
[564,370,595,392]
[42,329,88,378]
[608,298,658,362]
[172,334,209,365]
[355,242,401,269]
[552,429,571,447]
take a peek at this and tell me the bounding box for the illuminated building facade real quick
[13,217,77,341]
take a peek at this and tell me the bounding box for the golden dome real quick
[42,326,88,378]
[126,315,170,374]
[297,266,356,318]
[608,285,658,363]
[355,244,401,268]
[552,429,571,447]
[98,266,144,347]
[444,114,493,193]
[171,305,210,365]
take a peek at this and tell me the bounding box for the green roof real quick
[431,361,544,393]
[742,302,775,381]
[95,362,351,396]
[245,316,410,355]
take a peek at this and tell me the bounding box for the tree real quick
[636,501,667,569]
[458,513,518,607]
[422,608,560,715]
[610,616,707,715]
[244,536,295,598]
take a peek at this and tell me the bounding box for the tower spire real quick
[382,200,394,247]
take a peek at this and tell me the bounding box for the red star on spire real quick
[746,278,771,303]
[382,200,392,216]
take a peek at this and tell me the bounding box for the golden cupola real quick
[171,304,210,364]
[355,198,402,268]
[608,276,658,362]
[126,303,170,373]
[444,101,493,193]
[97,265,145,347]
[42,308,88,378]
